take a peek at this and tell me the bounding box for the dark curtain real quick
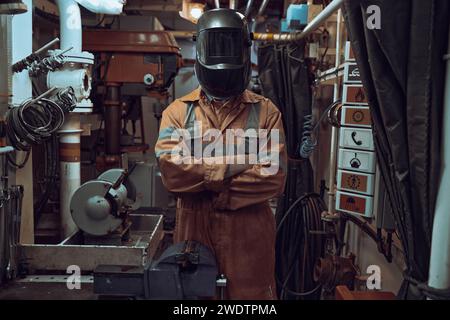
[343,0,450,299]
[258,42,320,299]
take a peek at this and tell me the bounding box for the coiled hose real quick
[4,87,76,167]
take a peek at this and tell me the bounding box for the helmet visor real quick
[198,29,244,65]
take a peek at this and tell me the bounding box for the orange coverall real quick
[155,88,287,299]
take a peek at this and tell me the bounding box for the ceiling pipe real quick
[244,0,254,17]
[257,0,270,16]
[253,0,343,42]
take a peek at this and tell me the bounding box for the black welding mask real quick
[195,8,252,100]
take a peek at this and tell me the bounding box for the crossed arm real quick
[155,106,287,210]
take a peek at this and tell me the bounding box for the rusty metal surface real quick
[19,214,163,272]
[105,54,156,84]
[83,30,181,54]
[314,254,358,292]
[83,31,181,86]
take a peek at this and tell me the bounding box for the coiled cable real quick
[299,114,316,158]
[276,193,327,299]
[299,99,342,158]
[55,87,77,113]
[4,87,76,167]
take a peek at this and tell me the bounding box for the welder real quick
[155,8,287,299]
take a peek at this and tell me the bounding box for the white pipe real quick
[215,0,220,9]
[55,0,82,238]
[427,23,450,294]
[59,114,82,238]
[244,0,254,17]
[257,0,270,16]
[75,0,125,15]
[327,8,341,212]
[302,0,343,37]
[55,0,124,238]
[56,0,82,53]
[56,0,124,52]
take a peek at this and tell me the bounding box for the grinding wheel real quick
[70,180,124,236]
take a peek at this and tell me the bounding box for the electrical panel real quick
[336,41,376,218]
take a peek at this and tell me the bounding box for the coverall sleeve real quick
[155,102,228,194]
[213,110,287,211]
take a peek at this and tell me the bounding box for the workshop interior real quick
[0,0,449,301]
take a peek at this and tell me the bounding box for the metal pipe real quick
[257,0,270,16]
[55,0,82,238]
[427,21,450,296]
[56,0,124,238]
[59,114,82,238]
[253,0,343,42]
[244,0,254,17]
[57,0,82,53]
[327,8,341,213]
[74,0,124,15]
[215,0,220,9]
[34,37,59,55]
[229,0,237,10]
[302,0,342,37]
[104,84,122,156]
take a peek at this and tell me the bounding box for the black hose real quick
[276,193,326,299]
[5,87,76,167]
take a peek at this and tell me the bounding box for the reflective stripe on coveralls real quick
[155,89,287,299]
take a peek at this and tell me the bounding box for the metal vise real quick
[93,241,219,299]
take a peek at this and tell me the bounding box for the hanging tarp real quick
[258,42,322,299]
[343,0,450,299]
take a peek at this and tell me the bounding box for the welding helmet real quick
[195,8,252,100]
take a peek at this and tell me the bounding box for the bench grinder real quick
[70,168,223,299]
[70,168,140,244]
